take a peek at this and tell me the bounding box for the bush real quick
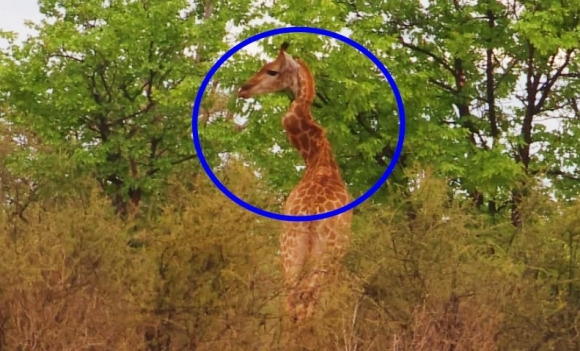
[0,166,578,350]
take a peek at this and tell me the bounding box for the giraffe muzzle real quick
[237,86,251,99]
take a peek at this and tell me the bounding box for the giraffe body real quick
[238,42,352,324]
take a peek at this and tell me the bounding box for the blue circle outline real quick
[191,26,406,222]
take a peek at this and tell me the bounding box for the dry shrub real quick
[336,171,508,351]
[0,189,144,350]
[495,192,580,350]
[0,164,579,350]
[401,296,502,351]
[136,162,283,351]
[0,162,283,351]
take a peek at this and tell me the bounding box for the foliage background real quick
[1,0,580,350]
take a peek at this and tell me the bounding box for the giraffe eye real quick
[266,70,278,76]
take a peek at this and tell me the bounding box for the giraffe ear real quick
[278,42,290,58]
[276,41,298,72]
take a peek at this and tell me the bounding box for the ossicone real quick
[281,42,290,51]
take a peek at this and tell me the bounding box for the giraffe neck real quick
[282,60,339,173]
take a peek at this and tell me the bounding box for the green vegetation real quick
[1,0,579,350]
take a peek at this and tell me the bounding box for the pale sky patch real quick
[0,0,43,47]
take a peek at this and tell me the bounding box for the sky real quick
[0,0,43,46]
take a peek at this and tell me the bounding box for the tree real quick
[351,0,580,225]
[202,0,580,225]
[0,0,251,217]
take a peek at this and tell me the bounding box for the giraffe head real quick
[237,42,300,99]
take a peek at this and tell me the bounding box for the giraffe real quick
[237,42,352,325]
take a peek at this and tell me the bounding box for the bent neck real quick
[282,62,339,173]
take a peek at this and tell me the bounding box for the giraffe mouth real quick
[237,86,252,99]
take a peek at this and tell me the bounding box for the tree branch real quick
[535,49,574,112]
[429,78,458,93]
[398,37,455,74]
[545,169,580,181]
